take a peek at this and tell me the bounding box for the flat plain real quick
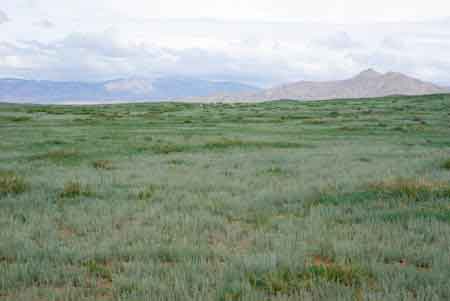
[1,94,450,300]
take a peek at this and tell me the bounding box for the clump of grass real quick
[10,116,32,122]
[137,184,160,200]
[205,138,244,149]
[1,115,32,122]
[328,111,339,117]
[442,159,450,170]
[151,143,188,154]
[369,178,450,201]
[205,138,307,150]
[31,149,80,162]
[358,157,372,163]
[219,270,246,301]
[167,159,188,165]
[264,166,285,175]
[339,126,358,131]
[92,160,114,170]
[246,260,370,294]
[59,181,93,198]
[392,126,406,132]
[306,264,368,287]
[307,178,450,208]
[303,118,326,125]
[84,260,112,281]
[0,170,27,196]
[44,139,67,145]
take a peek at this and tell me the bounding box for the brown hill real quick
[199,69,449,102]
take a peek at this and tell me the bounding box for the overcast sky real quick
[1,0,450,86]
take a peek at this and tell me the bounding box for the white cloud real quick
[1,1,450,86]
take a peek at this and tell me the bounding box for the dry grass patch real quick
[92,160,114,170]
[60,181,94,198]
[31,149,81,163]
[246,260,372,295]
[0,170,27,196]
[368,178,450,201]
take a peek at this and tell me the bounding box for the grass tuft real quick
[84,260,112,281]
[205,138,244,149]
[0,170,27,196]
[11,116,32,122]
[92,160,114,170]
[307,178,450,208]
[246,260,371,294]
[442,159,450,170]
[369,178,450,201]
[1,115,32,122]
[31,149,80,163]
[151,143,188,154]
[137,184,160,200]
[59,181,94,198]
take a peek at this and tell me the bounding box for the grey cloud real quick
[0,9,9,24]
[0,32,288,85]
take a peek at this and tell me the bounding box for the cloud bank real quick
[1,1,450,86]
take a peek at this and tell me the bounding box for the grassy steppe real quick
[1,94,450,300]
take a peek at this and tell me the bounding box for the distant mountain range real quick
[197,69,449,102]
[0,70,448,104]
[0,77,260,103]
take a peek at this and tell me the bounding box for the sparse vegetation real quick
[1,94,450,300]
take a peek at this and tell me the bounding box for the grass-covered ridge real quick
[0,94,450,300]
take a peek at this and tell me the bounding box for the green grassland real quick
[1,94,450,300]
